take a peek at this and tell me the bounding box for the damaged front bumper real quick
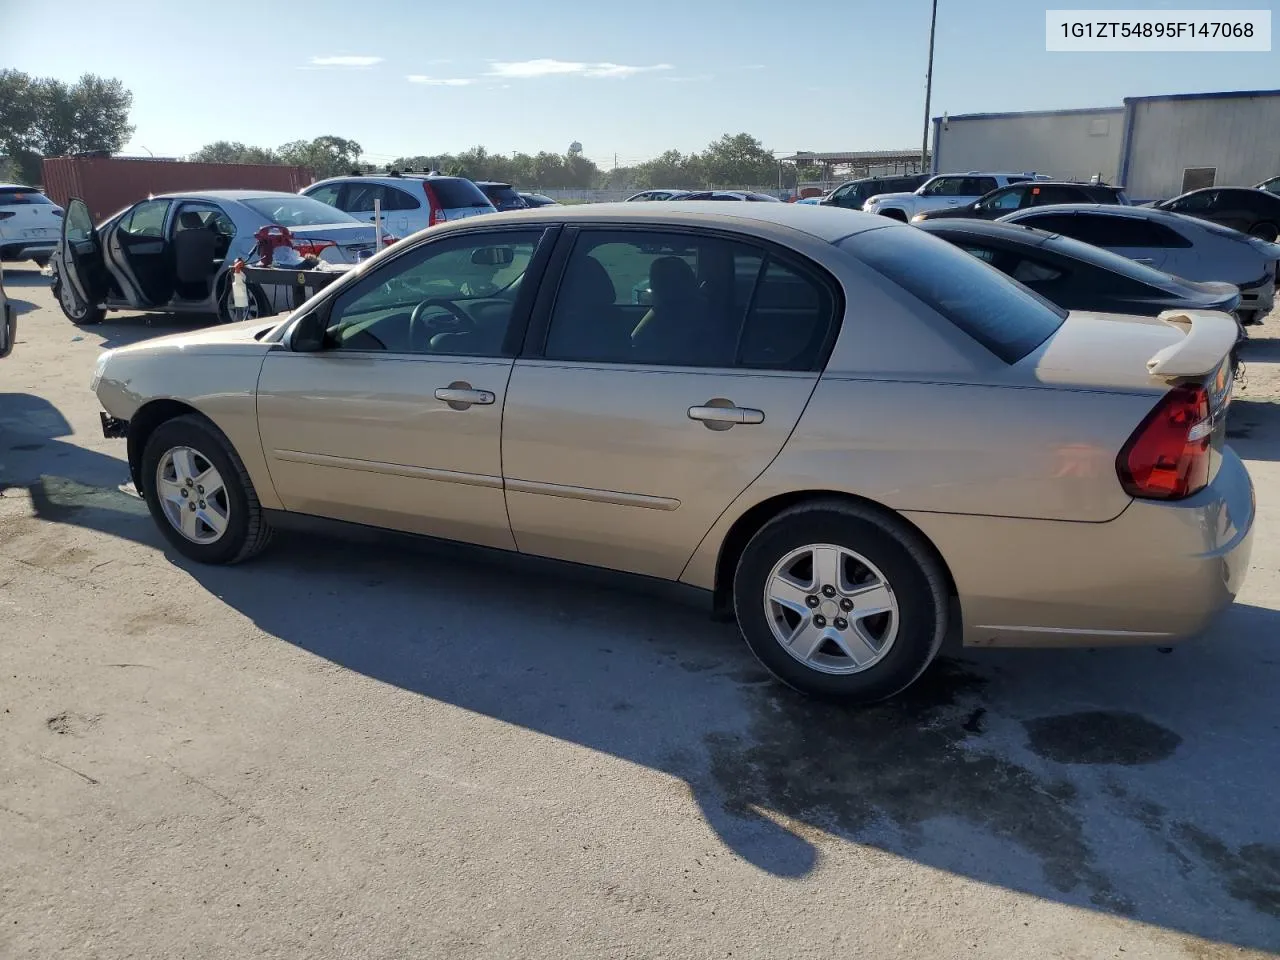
[100,411,128,439]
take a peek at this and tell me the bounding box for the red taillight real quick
[423,184,445,227]
[1116,383,1212,500]
[295,240,336,257]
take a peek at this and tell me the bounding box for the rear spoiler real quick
[1146,310,1238,379]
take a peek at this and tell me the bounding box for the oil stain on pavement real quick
[700,659,1279,927]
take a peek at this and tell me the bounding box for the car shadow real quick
[1226,397,1280,460]
[0,264,53,287]
[2,391,1278,952]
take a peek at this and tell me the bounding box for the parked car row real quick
[82,201,1254,704]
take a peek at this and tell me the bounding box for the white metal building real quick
[931,89,1280,201]
[931,107,1124,184]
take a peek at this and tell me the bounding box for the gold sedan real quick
[85,203,1254,702]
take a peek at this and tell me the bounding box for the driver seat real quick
[173,211,218,299]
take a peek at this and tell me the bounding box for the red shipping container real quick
[41,156,316,224]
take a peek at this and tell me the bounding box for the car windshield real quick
[241,195,361,226]
[841,226,1067,364]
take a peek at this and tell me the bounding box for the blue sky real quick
[4,0,1277,168]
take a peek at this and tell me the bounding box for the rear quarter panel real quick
[96,335,281,508]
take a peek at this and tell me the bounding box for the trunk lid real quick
[288,222,381,264]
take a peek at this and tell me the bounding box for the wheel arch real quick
[126,399,211,491]
[709,489,959,619]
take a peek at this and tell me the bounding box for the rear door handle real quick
[688,403,765,429]
[434,384,495,408]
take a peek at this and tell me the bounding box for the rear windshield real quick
[429,177,494,209]
[241,195,360,226]
[480,184,525,210]
[0,188,53,205]
[842,226,1067,364]
[1037,232,1180,287]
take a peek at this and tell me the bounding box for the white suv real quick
[864,173,1046,222]
[0,183,63,266]
[302,172,497,238]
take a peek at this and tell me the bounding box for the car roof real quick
[0,183,41,190]
[437,200,896,243]
[1003,202,1184,221]
[474,181,513,188]
[149,189,308,202]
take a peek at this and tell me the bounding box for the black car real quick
[819,174,931,211]
[519,192,558,208]
[676,191,782,202]
[1156,187,1280,242]
[912,181,1129,222]
[474,181,528,211]
[915,218,1241,322]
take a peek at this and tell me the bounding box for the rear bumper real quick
[910,448,1256,647]
[1,240,56,260]
[1239,280,1275,315]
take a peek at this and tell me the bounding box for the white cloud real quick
[310,55,383,67]
[486,58,672,79]
[663,73,713,83]
[406,75,475,86]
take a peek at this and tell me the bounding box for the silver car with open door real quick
[51,192,388,327]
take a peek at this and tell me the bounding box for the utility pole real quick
[921,0,939,172]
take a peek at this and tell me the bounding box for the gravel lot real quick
[2,261,1278,959]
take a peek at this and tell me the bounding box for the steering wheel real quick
[410,298,476,350]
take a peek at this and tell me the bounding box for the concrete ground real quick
[1,261,1278,959]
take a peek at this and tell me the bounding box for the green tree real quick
[189,141,280,164]
[0,70,133,184]
[277,135,363,179]
[698,132,775,188]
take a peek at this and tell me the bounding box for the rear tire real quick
[53,278,105,326]
[140,414,273,565]
[217,276,272,324]
[732,500,949,703]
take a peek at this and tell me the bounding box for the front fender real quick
[96,343,282,509]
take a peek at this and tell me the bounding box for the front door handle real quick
[435,382,495,409]
[688,401,765,430]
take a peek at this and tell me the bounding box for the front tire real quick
[1248,222,1278,243]
[140,415,273,564]
[53,278,105,326]
[732,501,949,703]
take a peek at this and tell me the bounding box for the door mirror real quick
[471,246,515,266]
[290,309,329,352]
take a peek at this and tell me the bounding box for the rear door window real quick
[841,227,1066,364]
[481,184,525,211]
[306,183,343,208]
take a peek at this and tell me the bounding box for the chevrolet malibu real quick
[84,203,1254,703]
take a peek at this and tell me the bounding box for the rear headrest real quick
[567,255,617,307]
[178,211,205,229]
[649,256,697,305]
